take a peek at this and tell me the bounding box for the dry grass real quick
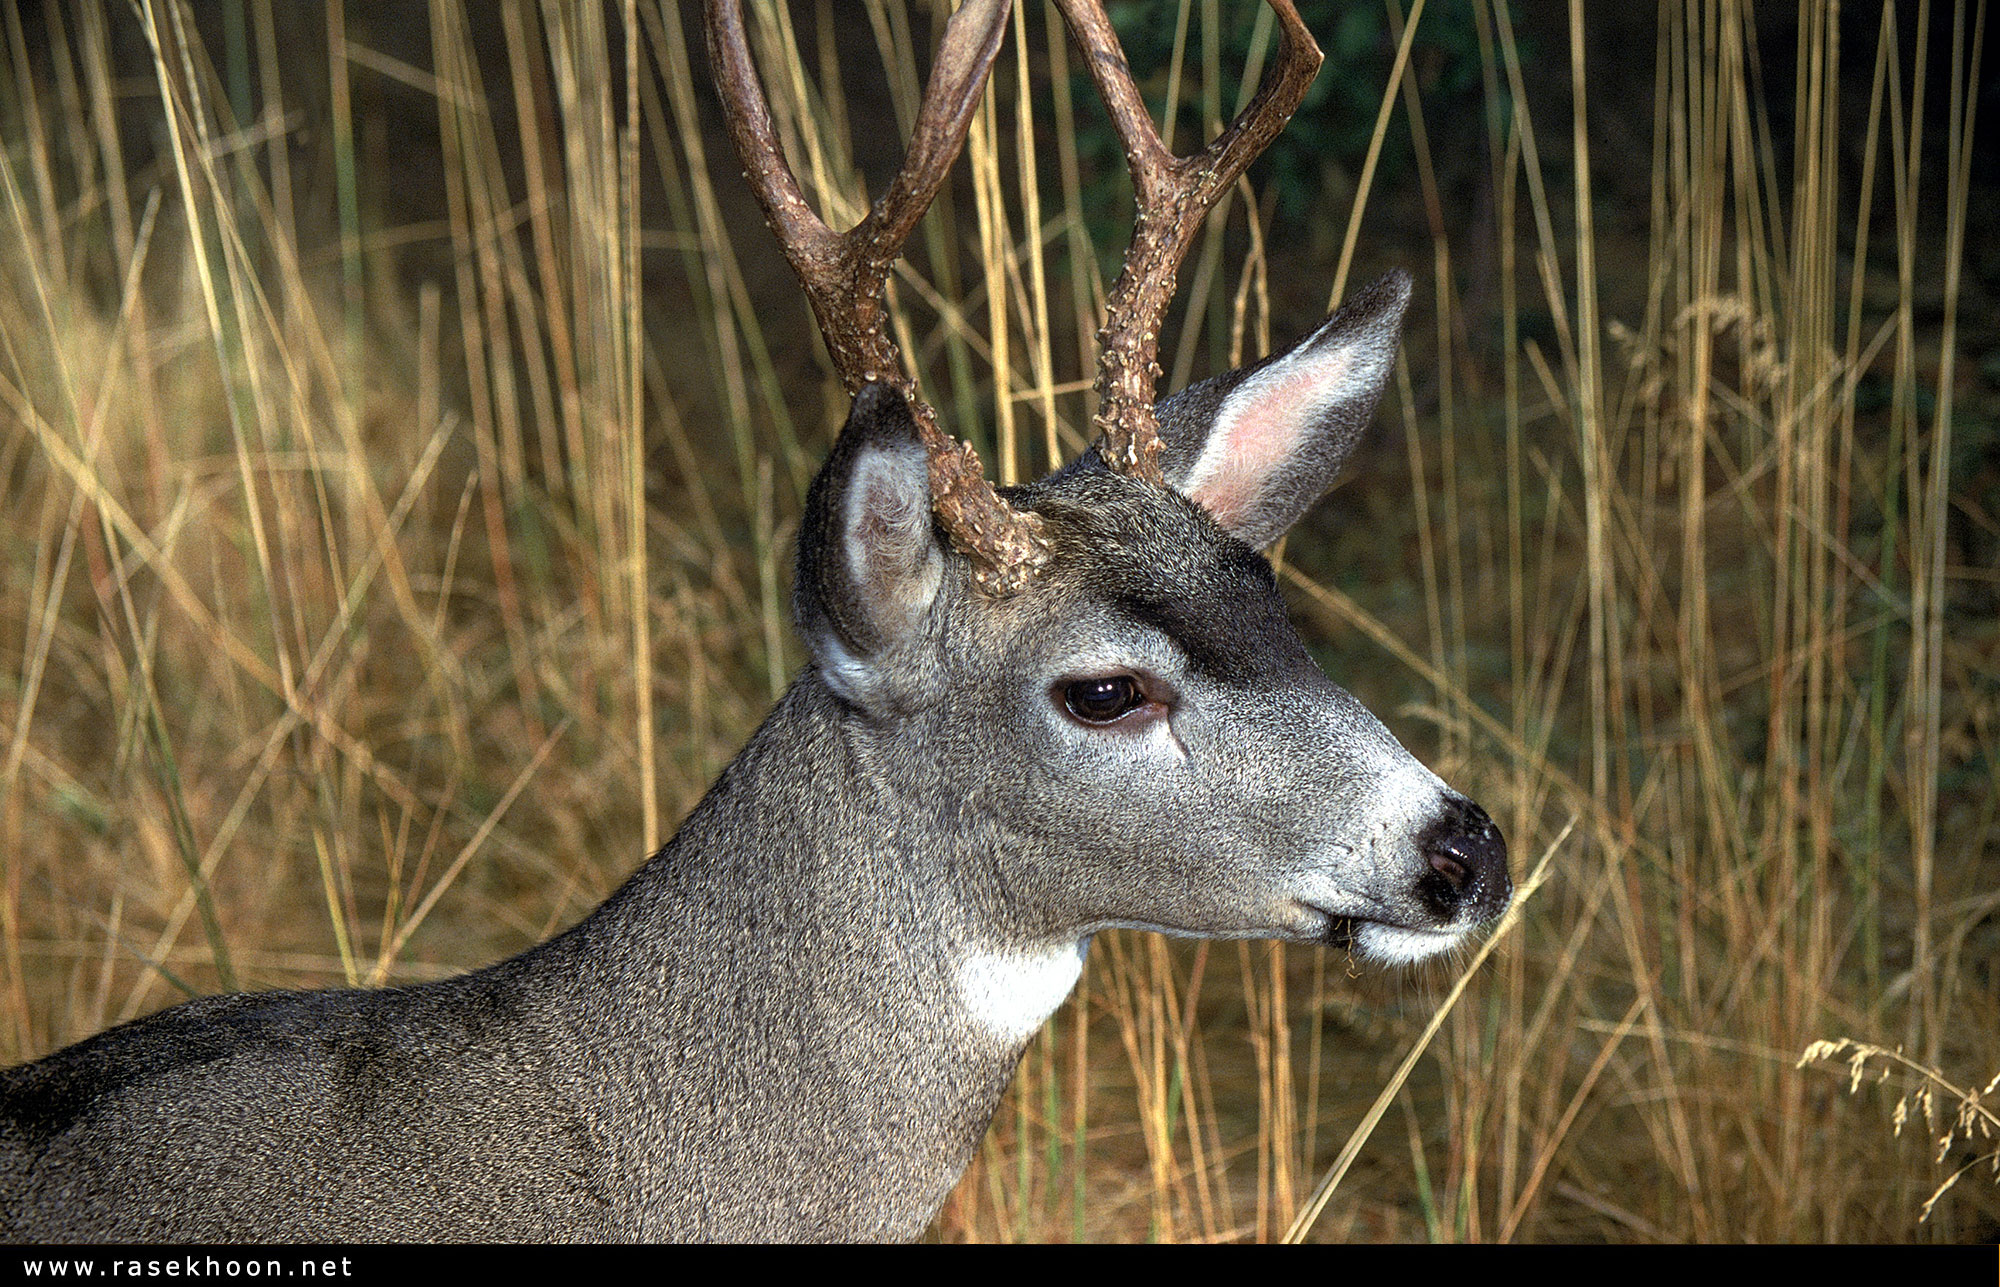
[1,0,1994,1242]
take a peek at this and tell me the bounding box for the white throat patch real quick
[956,942,1087,1046]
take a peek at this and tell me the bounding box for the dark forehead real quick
[1017,466,1315,686]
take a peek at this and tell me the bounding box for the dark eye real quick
[1063,675,1146,724]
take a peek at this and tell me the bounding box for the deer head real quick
[707,0,1509,971]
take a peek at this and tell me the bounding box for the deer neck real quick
[535,674,1080,1238]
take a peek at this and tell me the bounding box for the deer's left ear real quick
[1154,269,1411,550]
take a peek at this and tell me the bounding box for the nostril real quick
[1414,797,1512,920]
[1428,848,1471,891]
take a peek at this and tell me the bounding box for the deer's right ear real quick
[795,382,946,707]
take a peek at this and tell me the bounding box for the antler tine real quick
[1054,1,1323,485]
[706,0,1051,596]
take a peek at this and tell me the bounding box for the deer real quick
[0,0,1509,1242]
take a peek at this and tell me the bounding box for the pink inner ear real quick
[1185,351,1352,531]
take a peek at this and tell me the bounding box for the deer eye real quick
[1062,675,1147,724]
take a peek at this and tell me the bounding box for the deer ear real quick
[1154,270,1411,550]
[795,382,946,706]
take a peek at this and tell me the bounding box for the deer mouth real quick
[1302,904,1469,965]
[1317,913,1362,953]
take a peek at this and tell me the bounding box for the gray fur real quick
[1,272,1507,1242]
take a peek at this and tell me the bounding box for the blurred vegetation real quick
[1076,0,1511,226]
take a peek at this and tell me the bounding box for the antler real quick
[1054,0,1323,485]
[706,0,1323,588]
[705,0,1050,595]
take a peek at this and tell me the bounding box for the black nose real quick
[1416,797,1511,921]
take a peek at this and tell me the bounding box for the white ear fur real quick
[843,443,942,626]
[816,438,941,706]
